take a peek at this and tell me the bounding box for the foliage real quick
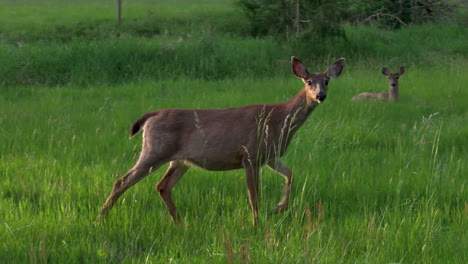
[236,0,465,34]
[236,0,348,39]
[348,0,465,29]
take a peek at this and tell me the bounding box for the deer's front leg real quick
[267,159,292,213]
[243,159,260,227]
[156,161,189,223]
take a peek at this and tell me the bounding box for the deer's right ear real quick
[291,56,308,79]
[398,66,406,76]
[382,67,390,76]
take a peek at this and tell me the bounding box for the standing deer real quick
[94,57,345,227]
[352,66,405,101]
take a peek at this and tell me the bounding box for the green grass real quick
[0,0,467,263]
[1,64,467,263]
[1,24,466,86]
[0,0,243,43]
[0,0,466,86]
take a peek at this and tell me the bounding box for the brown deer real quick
[352,66,405,101]
[94,57,345,227]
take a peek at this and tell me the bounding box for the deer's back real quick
[352,92,389,101]
[140,104,287,170]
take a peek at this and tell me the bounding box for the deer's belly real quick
[182,159,243,171]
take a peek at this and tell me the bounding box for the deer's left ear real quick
[326,58,345,79]
[291,56,309,79]
[398,66,405,76]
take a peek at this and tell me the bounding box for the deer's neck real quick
[389,85,399,101]
[259,88,317,158]
[282,88,318,129]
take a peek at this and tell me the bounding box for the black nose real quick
[317,93,326,102]
[391,83,397,87]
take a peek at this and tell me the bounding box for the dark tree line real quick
[236,0,464,38]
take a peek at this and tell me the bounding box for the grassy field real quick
[1,0,467,263]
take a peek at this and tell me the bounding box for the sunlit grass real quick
[1,63,467,262]
[0,0,466,262]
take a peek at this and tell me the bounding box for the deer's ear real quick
[398,66,405,76]
[382,67,390,76]
[291,57,308,79]
[326,58,345,79]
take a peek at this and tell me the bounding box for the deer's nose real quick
[391,83,397,87]
[317,92,326,102]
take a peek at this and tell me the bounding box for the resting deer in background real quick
[352,66,405,101]
[94,57,345,227]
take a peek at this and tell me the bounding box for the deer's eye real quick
[395,77,399,79]
[307,80,312,86]
[325,80,329,85]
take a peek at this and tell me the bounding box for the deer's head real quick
[292,57,345,104]
[382,66,405,88]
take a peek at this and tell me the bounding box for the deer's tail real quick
[130,112,158,137]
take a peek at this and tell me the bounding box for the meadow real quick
[0,0,467,263]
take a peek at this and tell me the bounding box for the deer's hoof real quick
[274,203,289,213]
[93,215,107,226]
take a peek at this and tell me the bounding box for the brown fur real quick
[94,57,345,226]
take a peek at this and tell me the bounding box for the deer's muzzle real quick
[317,92,326,103]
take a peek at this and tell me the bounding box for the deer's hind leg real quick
[94,153,164,224]
[267,159,292,213]
[156,161,189,222]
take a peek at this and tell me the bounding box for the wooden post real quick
[295,0,300,37]
[117,0,122,25]
[285,0,290,39]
